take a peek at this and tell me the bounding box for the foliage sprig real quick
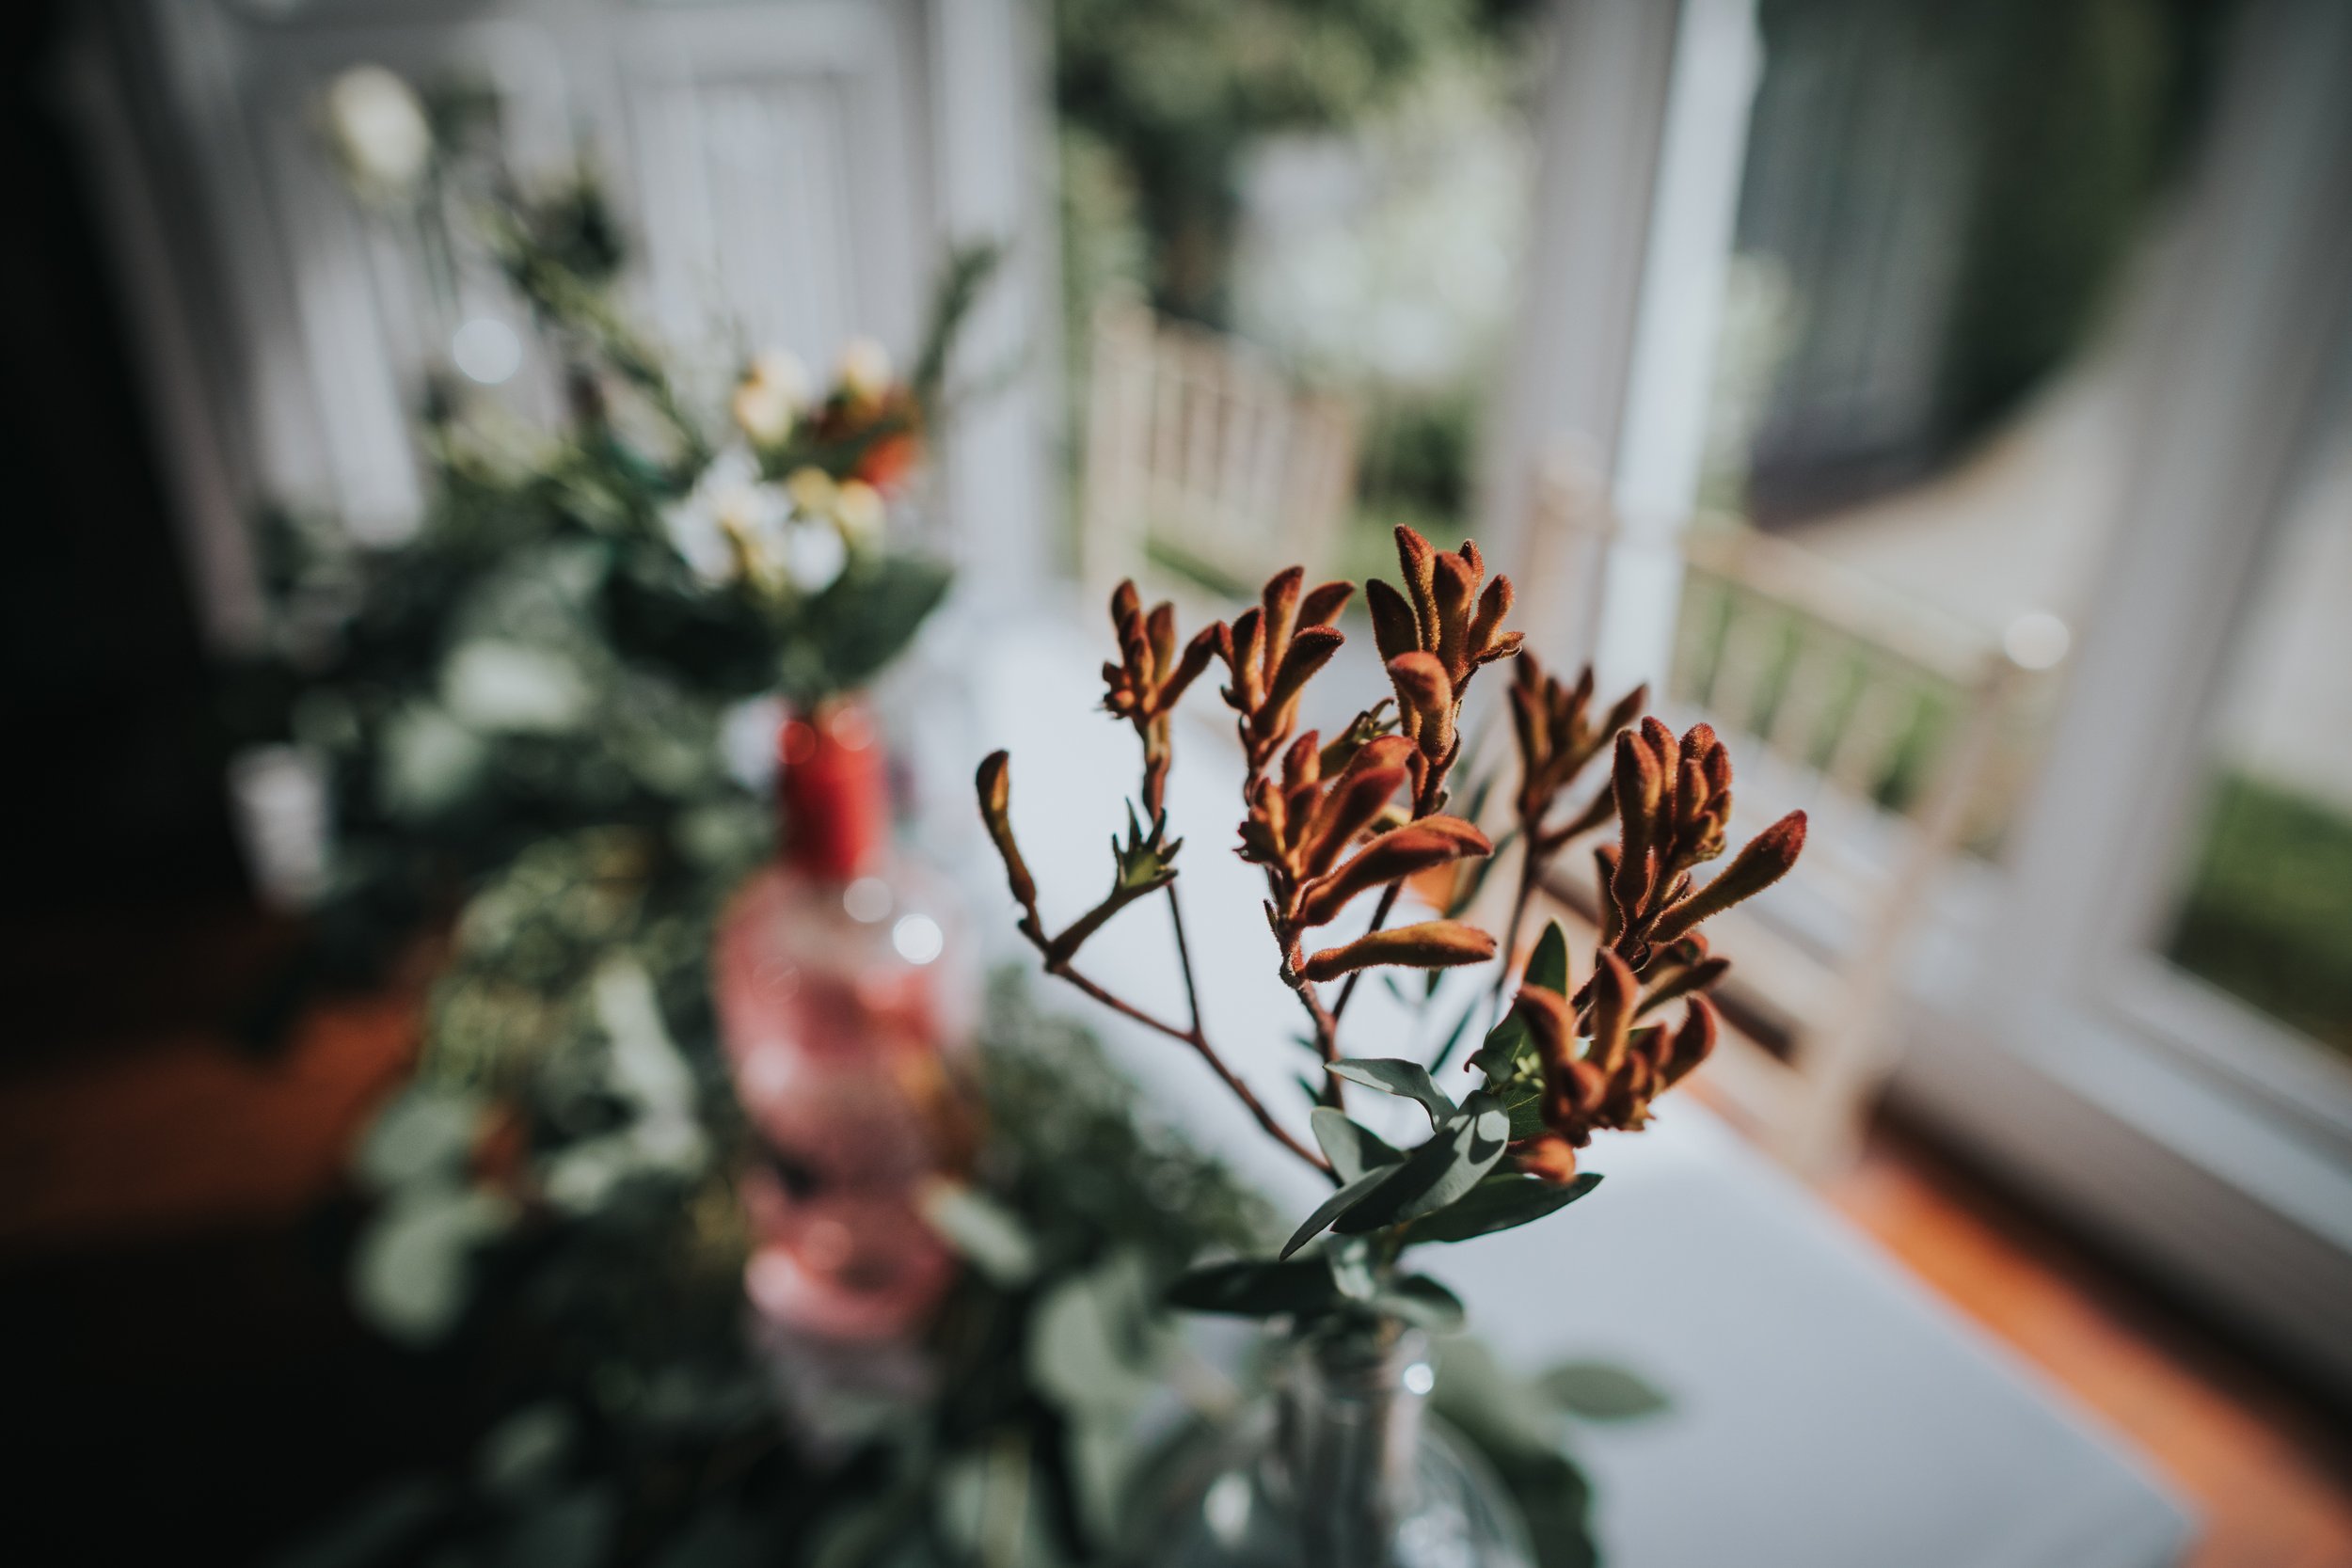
[977,525,1807,1331]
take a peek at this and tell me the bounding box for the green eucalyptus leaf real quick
[499,1484,614,1568]
[921,1180,1040,1285]
[1333,1101,1511,1234]
[268,1478,452,1568]
[1374,1273,1465,1332]
[1539,1360,1673,1420]
[1279,1164,1399,1259]
[1470,1008,1532,1086]
[1329,1057,1458,1123]
[1432,1338,1559,1456]
[350,1182,516,1345]
[1327,1236,1380,1301]
[475,1402,576,1497]
[1030,1253,1166,1417]
[791,552,952,704]
[1166,1258,1339,1318]
[1526,920,1569,996]
[354,1085,485,1193]
[1405,1173,1602,1245]
[1311,1107,1406,1183]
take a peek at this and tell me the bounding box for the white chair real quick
[1661,524,2044,1175]
[1522,466,2049,1177]
[1078,302,1359,607]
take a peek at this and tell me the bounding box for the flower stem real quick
[1326,880,1402,1024]
[1027,929,1332,1177]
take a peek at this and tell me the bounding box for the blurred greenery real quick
[1053,0,1496,325]
[1929,0,2217,441]
[1343,386,1482,573]
[227,481,765,1003]
[1052,0,1547,578]
[226,159,975,1011]
[2168,771,2352,1057]
[297,960,1280,1568]
[1735,0,2228,514]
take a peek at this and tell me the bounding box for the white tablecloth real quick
[951,611,2193,1568]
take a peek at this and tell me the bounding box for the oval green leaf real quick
[1330,1057,1459,1123]
[1404,1172,1602,1245]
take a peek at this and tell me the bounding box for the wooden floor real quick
[3,912,2348,1564]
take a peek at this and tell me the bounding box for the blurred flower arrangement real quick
[1052,0,1516,324]
[233,68,991,997]
[333,940,1272,1566]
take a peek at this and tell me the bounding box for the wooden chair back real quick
[1518,469,2052,1176]
[1079,302,1359,605]
[1663,522,2042,1172]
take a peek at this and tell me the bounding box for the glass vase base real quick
[1129,1403,1536,1568]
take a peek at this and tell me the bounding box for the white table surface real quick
[944,611,2193,1568]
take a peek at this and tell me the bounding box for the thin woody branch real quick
[977,752,1331,1176]
[1025,933,1331,1175]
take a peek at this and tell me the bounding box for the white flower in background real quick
[836,336,894,402]
[833,478,884,546]
[663,448,854,594]
[781,519,849,594]
[322,65,434,200]
[441,640,591,734]
[785,464,837,518]
[751,348,812,404]
[716,483,791,562]
[662,447,787,585]
[730,347,810,446]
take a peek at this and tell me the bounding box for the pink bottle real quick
[714,703,972,1343]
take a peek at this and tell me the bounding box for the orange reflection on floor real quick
[0,990,416,1251]
[1829,1126,2352,1568]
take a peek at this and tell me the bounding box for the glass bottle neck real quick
[1279,1322,1433,1568]
[779,704,887,882]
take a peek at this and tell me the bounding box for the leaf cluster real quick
[310,961,1282,1568]
[1166,1050,1603,1331]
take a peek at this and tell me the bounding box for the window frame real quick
[1502,0,2352,1399]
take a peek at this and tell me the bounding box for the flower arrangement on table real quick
[976,527,1806,1561]
[234,66,990,993]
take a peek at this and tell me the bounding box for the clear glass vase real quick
[1127,1321,1536,1568]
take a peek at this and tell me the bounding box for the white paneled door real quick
[69,0,1055,638]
